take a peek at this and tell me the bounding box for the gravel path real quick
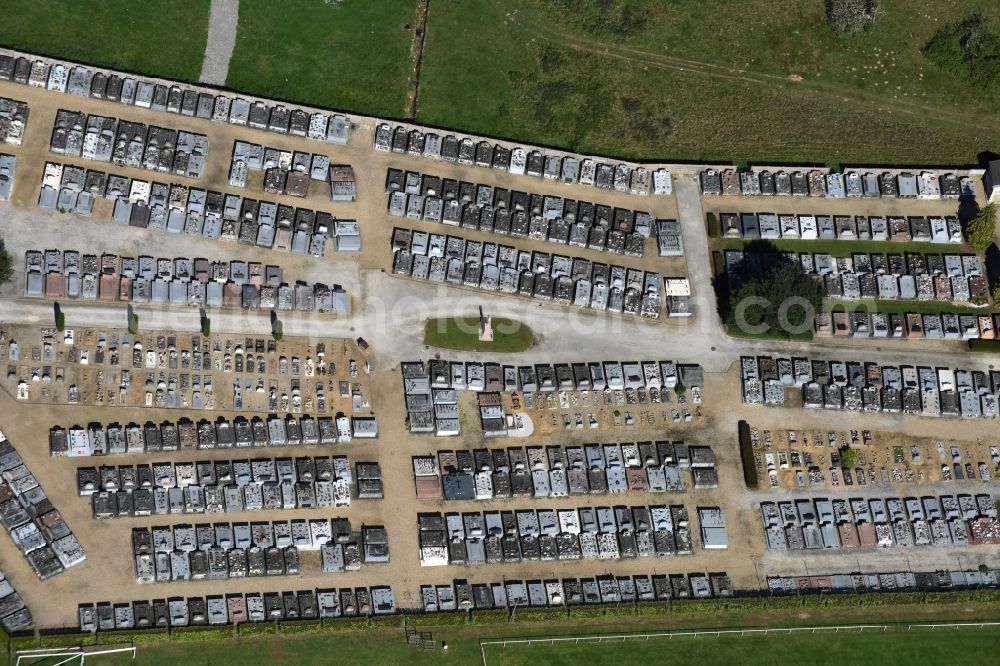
[199,0,240,86]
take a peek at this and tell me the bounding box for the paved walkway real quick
[199,0,240,86]
[673,170,721,333]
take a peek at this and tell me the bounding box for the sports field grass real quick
[424,316,535,352]
[9,593,1000,666]
[0,0,209,81]
[226,0,418,118]
[480,626,1000,666]
[23,623,1000,666]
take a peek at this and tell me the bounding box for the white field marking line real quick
[46,655,79,666]
[16,646,136,666]
[479,622,1000,666]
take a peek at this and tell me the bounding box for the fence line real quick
[479,622,1000,666]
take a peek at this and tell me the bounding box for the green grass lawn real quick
[724,321,814,342]
[4,1,998,165]
[226,0,418,118]
[424,316,534,352]
[107,632,465,666]
[415,0,1000,164]
[0,0,209,81]
[482,626,1000,666]
[20,631,468,666]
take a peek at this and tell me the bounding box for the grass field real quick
[416,0,1000,164]
[0,0,209,81]
[424,316,535,352]
[226,0,418,118]
[480,626,1000,666]
[1,1,998,164]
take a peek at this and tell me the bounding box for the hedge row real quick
[38,632,95,648]
[511,607,568,623]
[706,213,721,238]
[317,617,371,633]
[235,622,277,637]
[737,419,759,489]
[97,628,168,645]
[568,604,609,619]
[9,635,37,651]
[405,612,456,627]
[468,609,512,625]
[170,626,236,642]
[278,620,321,634]
[368,615,404,629]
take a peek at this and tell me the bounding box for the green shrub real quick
[604,603,637,617]
[969,588,1000,603]
[319,617,370,632]
[725,260,823,338]
[120,628,169,645]
[10,634,39,650]
[279,620,321,634]
[0,240,12,286]
[763,596,805,610]
[201,318,211,337]
[468,609,510,625]
[97,628,167,645]
[169,626,235,641]
[670,599,722,615]
[568,605,607,619]
[510,607,567,623]
[711,251,725,278]
[367,615,404,629]
[405,611,467,627]
[990,281,1000,305]
[39,632,92,648]
[969,338,1000,352]
[55,310,65,332]
[635,601,672,616]
[924,16,1000,95]
[738,420,759,489]
[706,213,721,238]
[964,203,997,250]
[272,320,283,341]
[237,622,277,637]
[128,314,139,335]
[717,597,768,612]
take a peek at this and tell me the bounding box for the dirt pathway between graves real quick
[199,0,240,86]
[405,0,431,120]
[502,4,1000,135]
